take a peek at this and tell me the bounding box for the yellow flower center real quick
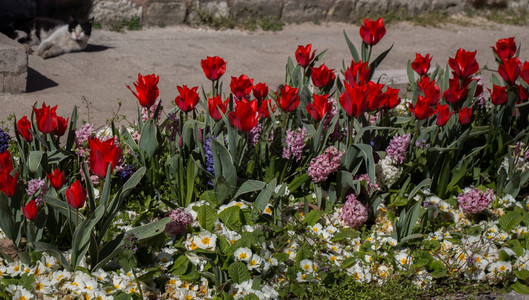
[239,253,247,260]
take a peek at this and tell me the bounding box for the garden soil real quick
[1,21,529,128]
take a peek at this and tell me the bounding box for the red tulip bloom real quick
[16,116,33,142]
[521,62,529,84]
[258,99,275,118]
[365,81,386,112]
[310,64,335,88]
[0,151,13,174]
[127,73,159,108]
[295,44,315,68]
[33,102,58,134]
[418,77,441,106]
[230,75,254,100]
[207,95,229,121]
[411,53,432,76]
[54,115,69,136]
[339,82,366,118]
[359,18,386,46]
[490,85,507,105]
[175,85,200,112]
[276,85,299,112]
[88,137,122,179]
[0,171,18,197]
[345,61,371,86]
[228,99,259,132]
[47,169,65,189]
[306,94,332,121]
[443,78,468,104]
[493,37,516,60]
[384,87,401,109]
[66,180,87,209]
[22,199,38,221]
[435,104,454,126]
[201,56,227,81]
[498,57,521,85]
[518,84,529,103]
[458,107,472,125]
[448,49,479,79]
[409,96,435,120]
[253,83,269,102]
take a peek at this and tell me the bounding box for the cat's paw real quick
[23,44,33,54]
[39,50,51,59]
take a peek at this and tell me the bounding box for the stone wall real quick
[0,33,27,94]
[92,0,529,27]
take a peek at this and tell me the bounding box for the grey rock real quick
[282,0,332,23]
[389,0,430,15]
[0,33,27,93]
[231,0,283,20]
[92,0,143,26]
[355,0,390,15]
[146,1,188,25]
[431,0,467,11]
[327,0,355,23]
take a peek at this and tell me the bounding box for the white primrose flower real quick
[248,254,263,270]
[395,251,412,269]
[234,247,253,262]
[263,204,273,215]
[299,259,316,274]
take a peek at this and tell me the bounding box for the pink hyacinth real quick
[308,146,343,183]
[75,123,94,145]
[141,99,163,123]
[457,188,495,214]
[165,208,193,235]
[26,178,47,206]
[385,133,411,165]
[283,127,307,162]
[354,173,379,193]
[341,194,368,228]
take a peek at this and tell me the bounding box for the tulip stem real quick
[367,46,373,65]
[132,265,144,299]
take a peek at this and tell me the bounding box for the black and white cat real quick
[14,17,94,59]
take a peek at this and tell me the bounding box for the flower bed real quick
[1,18,529,299]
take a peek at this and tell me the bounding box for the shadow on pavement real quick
[27,67,58,92]
[84,44,112,52]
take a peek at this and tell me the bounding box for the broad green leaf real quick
[512,281,529,294]
[27,151,43,173]
[303,210,321,227]
[139,119,159,158]
[499,212,522,232]
[234,180,266,199]
[254,178,277,213]
[198,205,217,231]
[170,255,190,275]
[228,261,251,284]
[29,241,72,270]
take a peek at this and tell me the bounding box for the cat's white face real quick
[70,25,86,41]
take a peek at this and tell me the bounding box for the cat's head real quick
[68,17,93,41]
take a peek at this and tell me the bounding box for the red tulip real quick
[16,116,33,142]
[409,96,435,120]
[490,85,507,105]
[33,102,58,134]
[127,73,159,108]
[253,83,269,102]
[458,107,472,125]
[207,95,229,121]
[201,56,227,81]
[258,99,275,118]
[365,82,386,112]
[498,57,521,85]
[411,53,432,77]
[418,77,441,106]
[22,199,38,221]
[295,44,315,68]
[435,104,454,126]
[175,85,200,112]
[339,82,366,118]
[54,116,69,136]
[66,180,87,209]
[0,151,13,174]
[443,78,468,104]
[448,49,479,79]
[47,169,65,189]
[521,62,529,84]
[276,85,299,112]
[492,37,516,61]
[345,61,371,86]
[228,99,259,132]
[518,84,529,103]
[0,171,18,197]
[384,87,401,109]
[310,64,335,88]
[230,75,254,100]
[359,18,386,46]
[88,137,122,179]
[306,94,332,121]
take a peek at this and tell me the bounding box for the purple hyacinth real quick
[457,188,495,214]
[26,178,47,206]
[165,112,180,142]
[283,127,307,162]
[116,164,137,184]
[75,123,94,145]
[165,208,193,235]
[248,123,262,147]
[0,128,10,153]
[308,146,343,183]
[123,232,139,254]
[205,137,214,176]
[385,133,411,165]
[341,194,368,228]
